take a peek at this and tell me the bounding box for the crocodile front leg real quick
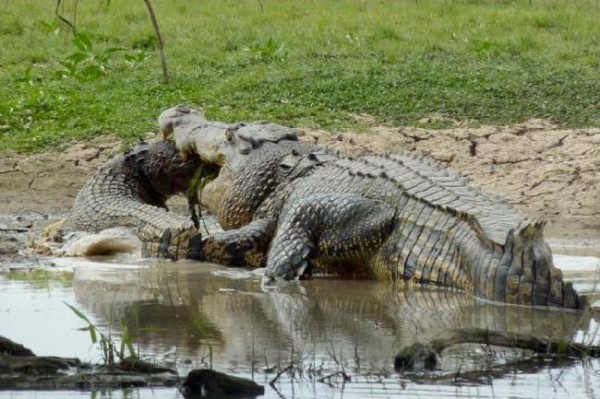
[137,210,198,260]
[142,219,276,267]
[264,193,396,280]
[189,219,276,267]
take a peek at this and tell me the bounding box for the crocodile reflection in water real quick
[71,263,592,371]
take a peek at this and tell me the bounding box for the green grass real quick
[1,0,599,153]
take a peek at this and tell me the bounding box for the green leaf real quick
[15,66,33,84]
[100,339,109,364]
[66,52,88,63]
[64,301,92,324]
[126,341,136,358]
[73,33,92,52]
[119,339,126,359]
[105,47,125,54]
[80,64,104,78]
[58,59,75,68]
[87,326,98,344]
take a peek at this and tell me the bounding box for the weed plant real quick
[1,0,599,153]
[65,301,137,365]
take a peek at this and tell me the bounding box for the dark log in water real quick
[181,369,265,398]
[395,327,600,372]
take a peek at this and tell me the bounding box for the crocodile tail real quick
[491,221,588,310]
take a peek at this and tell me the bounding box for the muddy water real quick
[1,252,599,399]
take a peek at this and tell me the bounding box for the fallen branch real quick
[432,328,600,357]
[395,327,600,371]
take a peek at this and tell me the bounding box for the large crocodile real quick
[60,139,201,257]
[48,108,299,258]
[157,106,587,311]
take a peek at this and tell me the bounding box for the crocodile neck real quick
[217,141,327,229]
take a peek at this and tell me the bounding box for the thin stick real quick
[317,370,351,384]
[0,228,29,233]
[55,0,76,36]
[142,0,170,83]
[72,0,79,34]
[269,364,292,387]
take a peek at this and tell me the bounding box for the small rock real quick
[0,335,36,356]
[394,342,439,371]
[181,369,264,398]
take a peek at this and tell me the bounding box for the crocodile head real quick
[158,105,300,213]
[159,105,299,166]
[127,140,202,199]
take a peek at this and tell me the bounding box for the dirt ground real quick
[1,121,599,243]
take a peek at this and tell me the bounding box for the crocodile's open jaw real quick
[169,140,232,216]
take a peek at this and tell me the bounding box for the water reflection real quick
[2,255,600,398]
[70,261,595,375]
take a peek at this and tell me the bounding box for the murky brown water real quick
[1,252,599,399]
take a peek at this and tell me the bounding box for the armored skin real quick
[157,107,587,310]
[66,140,201,259]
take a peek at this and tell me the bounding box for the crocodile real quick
[47,107,300,258]
[62,139,202,258]
[158,106,587,311]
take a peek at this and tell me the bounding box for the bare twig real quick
[269,364,292,387]
[325,346,339,365]
[323,345,350,383]
[55,0,76,36]
[353,345,361,373]
[71,0,79,34]
[142,0,169,83]
[0,228,29,233]
[317,370,351,384]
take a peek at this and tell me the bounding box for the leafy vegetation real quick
[1,0,599,153]
[65,301,137,365]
